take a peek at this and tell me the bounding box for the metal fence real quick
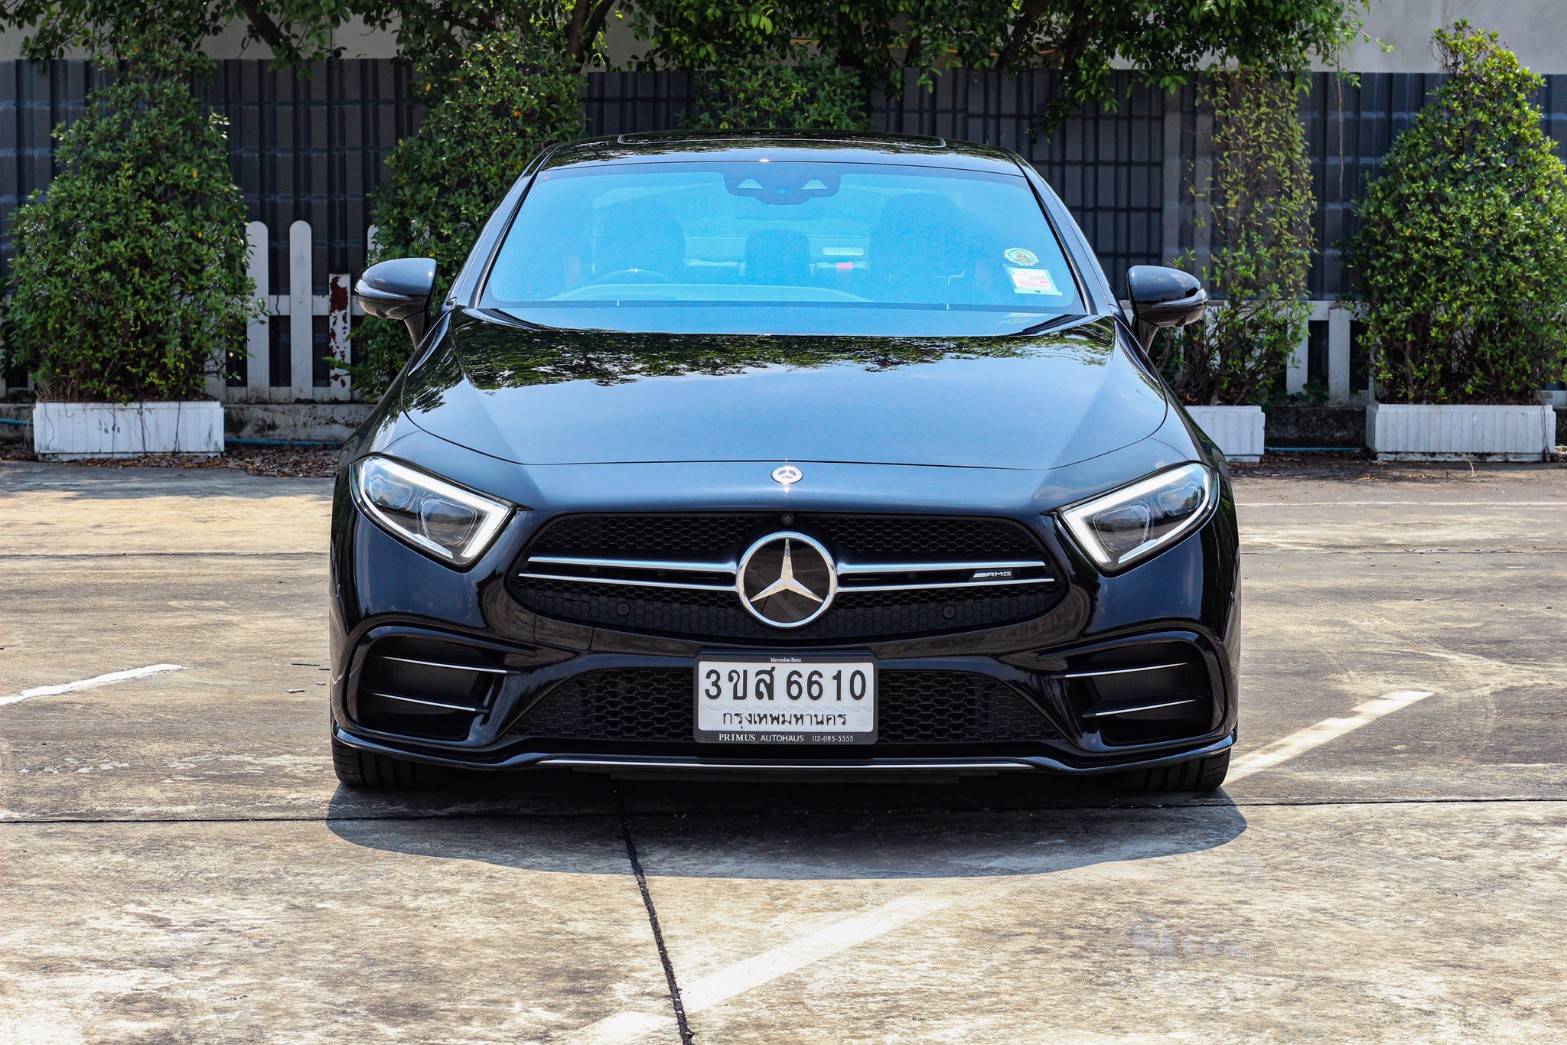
[6,63,1567,402]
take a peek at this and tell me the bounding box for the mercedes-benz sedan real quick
[332,131,1238,792]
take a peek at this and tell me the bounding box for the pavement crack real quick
[614,784,694,1045]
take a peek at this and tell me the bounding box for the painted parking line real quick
[571,687,1440,1042]
[569,893,962,1044]
[1225,689,1435,783]
[0,664,185,708]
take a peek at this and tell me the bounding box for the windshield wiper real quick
[1014,313,1094,337]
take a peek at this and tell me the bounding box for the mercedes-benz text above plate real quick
[695,654,877,744]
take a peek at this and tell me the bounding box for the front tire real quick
[1111,750,1230,793]
[331,735,432,789]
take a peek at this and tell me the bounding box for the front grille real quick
[510,513,1062,643]
[512,669,1057,745]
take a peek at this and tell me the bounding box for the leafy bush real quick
[4,45,253,402]
[1351,22,1567,403]
[690,56,870,131]
[1152,69,1313,405]
[356,31,585,396]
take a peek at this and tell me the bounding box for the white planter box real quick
[1366,402,1556,461]
[32,401,224,460]
[1185,405,1265,463]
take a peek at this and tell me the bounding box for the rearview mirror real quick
[1126,266,1206,349]
[356,258,437,345]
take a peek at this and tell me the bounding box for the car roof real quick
[538,131,1025,175]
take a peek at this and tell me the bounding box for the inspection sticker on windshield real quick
[1003,246,1039,266]
[1008,267,1060,295]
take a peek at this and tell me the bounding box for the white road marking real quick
[0,664,184,707]
[568,893,954,1044]
[1226,690,1435,783]
[572,688,1440,1041]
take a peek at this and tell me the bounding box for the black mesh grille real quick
[512,513,1060,643]
[512,669,1056,745]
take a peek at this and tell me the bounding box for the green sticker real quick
[1003,246,1039,267]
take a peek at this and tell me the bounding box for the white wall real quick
[1336,0,1567,72]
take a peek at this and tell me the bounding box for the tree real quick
[0,0,622,72]
[352,30,585,394]
[0,0,337,65]
[1351,22,1567,403]
[630,0,1366,127]
[688,54,870,131]
[3,36,254,401]
[1152,69,1314,405]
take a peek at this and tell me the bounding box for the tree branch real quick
[574,0,618,66]
[234,0,289,55]
[997,0,1051,68]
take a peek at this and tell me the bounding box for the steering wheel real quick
[591,267,674,285]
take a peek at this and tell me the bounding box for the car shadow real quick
[325,771,1247,881]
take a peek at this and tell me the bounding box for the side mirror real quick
[1127,265,1206,349]
[356,258,437,345]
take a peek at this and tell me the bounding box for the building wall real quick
[2,2,1565,71]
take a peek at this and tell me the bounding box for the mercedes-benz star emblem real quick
[736,531,836,628]
[771,464,803,486]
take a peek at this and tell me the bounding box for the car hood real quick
[399,311,1168,471]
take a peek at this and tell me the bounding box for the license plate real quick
[694,655,877,745]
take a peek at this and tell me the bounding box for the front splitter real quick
[332,726,1236,777]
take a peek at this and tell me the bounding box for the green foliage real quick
[632,0,1366,129]
[1351,22,1567,404]
[3,43,254,402]
[1153,69,1313,406]
[0,0,337,66]
[690,56,870,131]
[353,31,586,395]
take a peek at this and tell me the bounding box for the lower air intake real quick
[512,669,1056,745]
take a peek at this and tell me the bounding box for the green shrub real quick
[1351,22,1567,403]
[356,31,585,396]
[690,56,870,131]
[4,46,253,402]
[1153,68,1313,406]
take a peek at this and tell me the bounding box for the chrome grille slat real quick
[1082,697,1199,718]
[377,655,512,675]
[836,559,1046,575]
[527,554,738,574]
[520,555,1053,594]
[1061,661,1188,680]
[367,691,486,714]
[517,571,734,592]
[838,576,1055,593]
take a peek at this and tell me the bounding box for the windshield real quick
[479,159,1085,336]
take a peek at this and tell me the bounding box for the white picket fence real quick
[228,219,366,403]
[1,219,1366,404]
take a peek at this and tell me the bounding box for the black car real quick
[331,131,1238,792]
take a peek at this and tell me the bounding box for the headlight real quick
[1058,463,1216,572]
[351,456,511,566]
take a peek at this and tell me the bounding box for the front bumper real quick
[328,458,1242,777]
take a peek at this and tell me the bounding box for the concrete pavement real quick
[2,459,1565,1042]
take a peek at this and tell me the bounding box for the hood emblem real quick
[736,532,836,628]
[771,464,803,486]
